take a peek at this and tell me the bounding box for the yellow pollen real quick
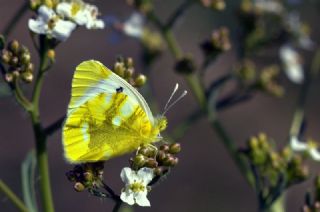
[71,3,81,16]
[129,181,145,193]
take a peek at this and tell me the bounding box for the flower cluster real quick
[201,27,231,57]
[241,133,309,209]
[0,38,34,83]
[28,0,104,41]
[235,60,284,97]
[65,162,104,193]
[113,57,147,88]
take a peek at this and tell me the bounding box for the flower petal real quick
[120,167,137,184]
[134,190,150,207]
[38,5,55,22]
[137,167,154,185]
[52,20,76,41]
[310,148,320,161]
[290,136,307,151]
[28,18,47,34]
[120,188,135,205]
[56,2,73,18]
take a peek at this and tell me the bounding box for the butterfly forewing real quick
[62,60,157,163]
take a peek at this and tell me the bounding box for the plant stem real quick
[0,180,28,212]
[29,36,54,212]
[150,12,255,187]
[3,1,29,38]
[263,194,285,212]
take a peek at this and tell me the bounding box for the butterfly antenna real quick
[162,90,188,116]
[164,83,179,111]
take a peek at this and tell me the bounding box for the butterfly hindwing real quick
[63,60,156,163]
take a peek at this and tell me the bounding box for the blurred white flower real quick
[279,45,304,84]
[290,136,320,161]
[120,167,154,207]
[285,12,314,50]
[122,12,145,38]
[28,5,76,41]
[253,0,283,14]
[56,1,105,29]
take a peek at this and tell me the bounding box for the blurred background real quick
[1,0,320,211]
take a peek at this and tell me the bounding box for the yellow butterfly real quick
[62,60,184,163]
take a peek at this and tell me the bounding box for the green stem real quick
[263,194,285,212]
[150,13,255,188]
[3,1,29,38]
[0,180,28,212]
[29,36,54,212]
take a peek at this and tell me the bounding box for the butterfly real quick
[62,60,186,163]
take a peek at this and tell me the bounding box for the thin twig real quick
[165,0,195,29]
[0,180,28,212]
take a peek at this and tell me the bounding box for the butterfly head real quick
[152,115,167,139]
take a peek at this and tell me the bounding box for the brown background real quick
[1,1,320,211]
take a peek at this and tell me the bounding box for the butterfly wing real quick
[63,60,156,163]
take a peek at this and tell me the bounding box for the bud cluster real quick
[199,0,226,11]
[175,55,196,75]
[113,57,147,88]
[201,27,231,57]
[126,0,154,14]
[65,162,104,192]
[130,143,181,177]
[242,133,309,204]
[234,61,284,98]
[0,38,34,84]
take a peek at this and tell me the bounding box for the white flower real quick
[253,0,283,14]
[122,13,145,38]
[290,136,320,161]
[279,45,304,84]
[56,1,105,29]
[120,167,154,207]
[28,5,76,41]
[285,12,314,50]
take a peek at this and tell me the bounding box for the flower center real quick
[71,3,82,17]
[47,17,59,30]
[129,181,145,193]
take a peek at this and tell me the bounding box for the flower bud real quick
[138,146,156,158]
[126,57,134,68]
[1,49,11,64]
[154,167,164,176]
[145,158,158,168]
[211,0,226,11]
[163,155,178,167]
[134,74,147,87]
[25,63,34,73]
[175,56,195,75]
[5,73,14,83]
[21,71,33,83]
[124,68,134,79]
[114,62,125,77]
[8,40,20,54]
[156,150,167,162]
[169,143,181,154]
[20,53,31,65]
[47,49,55,61]
[133,154,146,168]
[10,56,19,66]
[159,144,170,152]
[74,182,85,192]
[83,172,93,182]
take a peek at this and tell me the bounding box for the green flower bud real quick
[47,49,55,61]
[134,74,147,87]
[138,146,157,158]
[154,167,164,176]
[124,68,134,79]
[126,57,134,68]
[21,71,33,83]
[1,49,11,64]
[74,182,85,192]
[20,53,31,65]
[114,62,125,77]
[83,172,93,182]
[169,143,181,154]
[8,40,20,54]
[133,154,146,168]
[163,155,178,167]
[25,63,34,73]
